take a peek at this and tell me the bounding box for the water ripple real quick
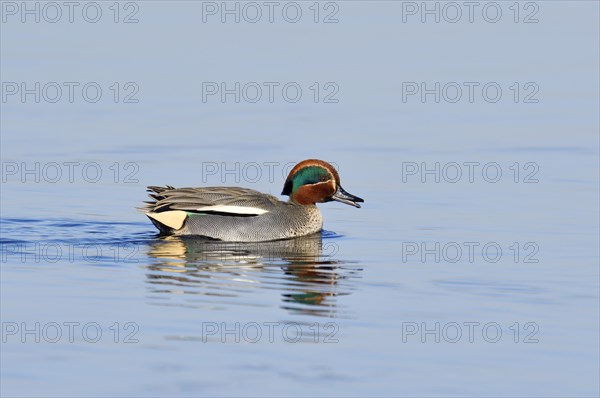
[1,218,364,318]
[144,235,363,318]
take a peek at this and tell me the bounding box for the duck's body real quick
[144,186,323,241]
[142,159,363,242]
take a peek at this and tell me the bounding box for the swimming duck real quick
[142,159,363,241]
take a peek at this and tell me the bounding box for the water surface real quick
[1,2,599,396]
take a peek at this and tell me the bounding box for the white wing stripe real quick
[196,205,269,215]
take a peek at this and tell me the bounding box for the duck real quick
[142,159,364,242]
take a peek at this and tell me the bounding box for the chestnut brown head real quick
[281,159,364,208]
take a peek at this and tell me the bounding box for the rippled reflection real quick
[144,233,362,317]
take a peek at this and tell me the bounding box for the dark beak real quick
[331,186,364,208]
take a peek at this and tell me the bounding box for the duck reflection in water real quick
[145,232,361,317]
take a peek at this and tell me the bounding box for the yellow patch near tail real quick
[146,210,187,230]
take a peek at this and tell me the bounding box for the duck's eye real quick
[320,176,328,182]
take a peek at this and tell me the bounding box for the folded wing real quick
[142,186,280,231]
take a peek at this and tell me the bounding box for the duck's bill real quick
[331,186,364,208]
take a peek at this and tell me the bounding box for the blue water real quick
[1,1,599,397]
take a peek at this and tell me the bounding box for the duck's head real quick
[281,159,364,208]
